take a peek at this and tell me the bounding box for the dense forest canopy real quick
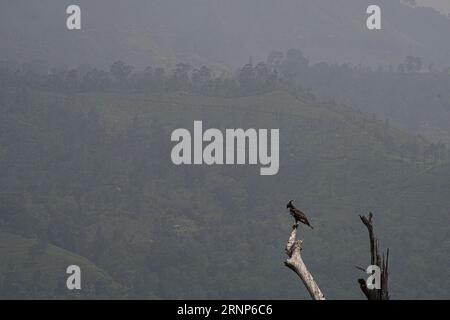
[3,49,450,145]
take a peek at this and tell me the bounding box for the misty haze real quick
[0,0,449,300]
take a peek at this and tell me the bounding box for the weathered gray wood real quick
[284,223,325,300]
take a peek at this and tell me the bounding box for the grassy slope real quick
[0,231,124,299]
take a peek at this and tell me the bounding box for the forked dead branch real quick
[357,212,389,300]
[284,203,389,300]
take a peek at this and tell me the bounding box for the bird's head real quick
[286,200,294,208]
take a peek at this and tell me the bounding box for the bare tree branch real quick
[358,212,390,300]
[284,223,325,300]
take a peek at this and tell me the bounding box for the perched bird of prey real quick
[286,200,314,229]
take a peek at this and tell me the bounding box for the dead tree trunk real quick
[284,223,325,300]
[358,212,389,300]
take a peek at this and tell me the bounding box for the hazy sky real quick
[418,0,450,13]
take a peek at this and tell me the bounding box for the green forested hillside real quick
[384,163,450,299]
[0,87,448,299]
